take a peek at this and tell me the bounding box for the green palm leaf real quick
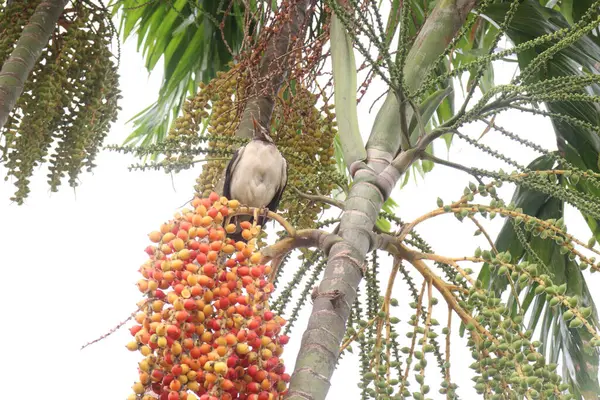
[112,0,246,146]
[478,2,600,397]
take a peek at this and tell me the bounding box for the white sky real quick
[1,34,599,400]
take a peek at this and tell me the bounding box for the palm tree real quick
[2,1,600,399]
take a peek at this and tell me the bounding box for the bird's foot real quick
[260,207,270,226]
[252,208,260,229]
[251,207,269,230]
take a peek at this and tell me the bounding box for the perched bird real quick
[223,116,288,228]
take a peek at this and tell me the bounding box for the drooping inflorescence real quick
[127,193,290,400]
[0,0,121,204]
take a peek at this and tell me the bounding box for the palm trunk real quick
[286,1,478,399]
[0,0,69,130]
[236,0,311,139]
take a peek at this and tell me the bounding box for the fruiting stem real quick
[374,257,400,367]
[260,229,337,264]
[293,187,345,210]
[444,305,452,399]
[420,280,434,384]
[422,152,482,181]
[386,243,493,343]
[338,315,379,354]
[80,300,149,350]
[468,216,497,254]
[398,280,426,396]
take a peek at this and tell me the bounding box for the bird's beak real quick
[252,116,260,131]
[251,116,273,142]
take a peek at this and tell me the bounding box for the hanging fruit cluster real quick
[127,193,290,400]
[0,1,120,204]
[269,86,341,228]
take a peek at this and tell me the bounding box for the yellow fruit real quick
[162,232,175,243]
[152,300,164,312]
[214,361,227,375]
[166,292,178,304]
[173,298,184,311]
[126,341,138,351]
[241,229,252,240]
[171,341,182,355]
[156,324,166,336]
[147,280,158,291]
[261,348,273,359]
[250,252,262,264]
[178,248,190,260]
[137,279,149,293]
[172,238,185,251]
[132,382,144,394]
[138,359,150,372]
[201,216,213,226]
[225,224,237,233]
[140,346,151,356]
[187,274,198,285]
[148,231,162,243]
[236,343,250,355]
[170,259,184,270]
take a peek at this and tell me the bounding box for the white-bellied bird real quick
[223,117,288,227]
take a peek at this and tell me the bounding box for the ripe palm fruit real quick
[127,193,290,400]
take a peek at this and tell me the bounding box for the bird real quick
[223,116,288,229]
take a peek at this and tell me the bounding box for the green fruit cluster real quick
[0,1,120,204]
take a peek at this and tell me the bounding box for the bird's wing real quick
[267,155,288,213]
[223,146,244,199]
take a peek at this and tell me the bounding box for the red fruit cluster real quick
[127,193,290,400]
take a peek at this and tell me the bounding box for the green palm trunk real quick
[286,1,479,399]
